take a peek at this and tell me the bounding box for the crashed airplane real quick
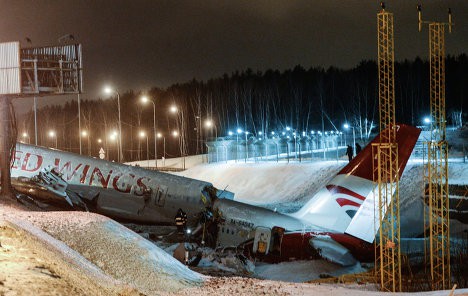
[11,144,233,224]
[9,124,421,266]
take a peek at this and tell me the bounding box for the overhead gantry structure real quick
[373,2,401,292]
[0,41,83,198]
[418,5,453,291]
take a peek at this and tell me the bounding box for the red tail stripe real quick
[326,184,366,201]
[335,198,361,208]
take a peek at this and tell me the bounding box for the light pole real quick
[48,130,57,148]
[104,87,123,162]
[140,131,149,167]
[205,119,218,162]
[172,130,185,169]
[81,130,90,156]
[236,128,242,162]
[109,131,119,162]
[141,96,157,168]
[157,132,166,167]
[344,123,356,156]
[21,132,30,144]
[245,131,249,162]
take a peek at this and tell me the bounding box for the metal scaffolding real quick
[374,5,401,292]
[419,6,452,290]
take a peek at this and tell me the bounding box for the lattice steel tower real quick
[373,3,401,292]
[418,5,452,291]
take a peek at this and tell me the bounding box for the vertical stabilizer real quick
[292,124,420,241]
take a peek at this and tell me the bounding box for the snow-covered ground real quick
[1,152,467,295]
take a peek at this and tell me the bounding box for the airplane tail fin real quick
[292,124,421,242]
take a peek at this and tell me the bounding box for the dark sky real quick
[1,0,466,111]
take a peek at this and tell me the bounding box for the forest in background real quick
[16,54,467,162]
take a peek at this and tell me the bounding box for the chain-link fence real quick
[206,135,347,163]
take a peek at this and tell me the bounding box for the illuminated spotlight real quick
[423,117,431,124]
[286,126,291,131]
[237,128,242,134]
[228,131,233,136]
[186,229,191,234]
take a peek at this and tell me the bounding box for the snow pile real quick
[5,207,204,295]
[175,161,344,210]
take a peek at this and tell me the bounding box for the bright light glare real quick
[22,132,28,137]
[228,131,233,136]
[48,131,56,137]
[343,123,350,129]
[424,117,431,124]
[170,105,177,113]
[205,120,213,127]
[139,131,146,138]
[141,96,149,103]
[172,130,179,137]
[157,132,163,138]
[97,138,102,143]
[81,130,88,137]
[236,128,242,134]
[103,86,113,94]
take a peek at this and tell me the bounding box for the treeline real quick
[18,54,467,161]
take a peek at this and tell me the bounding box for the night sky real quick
[1,0,466,111]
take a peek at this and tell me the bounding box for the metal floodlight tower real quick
[0,41,83,198]
[418,4,452,291]
[373,3,401,292]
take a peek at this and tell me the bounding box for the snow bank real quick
[4,206,204,295]
[174,161,344,208]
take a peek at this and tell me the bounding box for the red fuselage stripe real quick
[335,197,361,208]
[326,184,366,201]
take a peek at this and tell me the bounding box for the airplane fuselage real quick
[11,143,223,224]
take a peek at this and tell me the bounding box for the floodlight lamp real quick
[423,117,431,124]
[104,86,113,94]
[343,123,350,129]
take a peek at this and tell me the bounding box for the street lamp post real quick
[344,123,356,157]
[205,119,218,162]
[109,131,119,162]
[140,131,149,167]
[157,132,166,167]
[244,131,249,162]
[82,130,90,156]
[104,87,123,162]
[22,132,30,144]
[141,96,157,168]
[172,130,185,169]
[48,130,57,148]
[236,128,242,162]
